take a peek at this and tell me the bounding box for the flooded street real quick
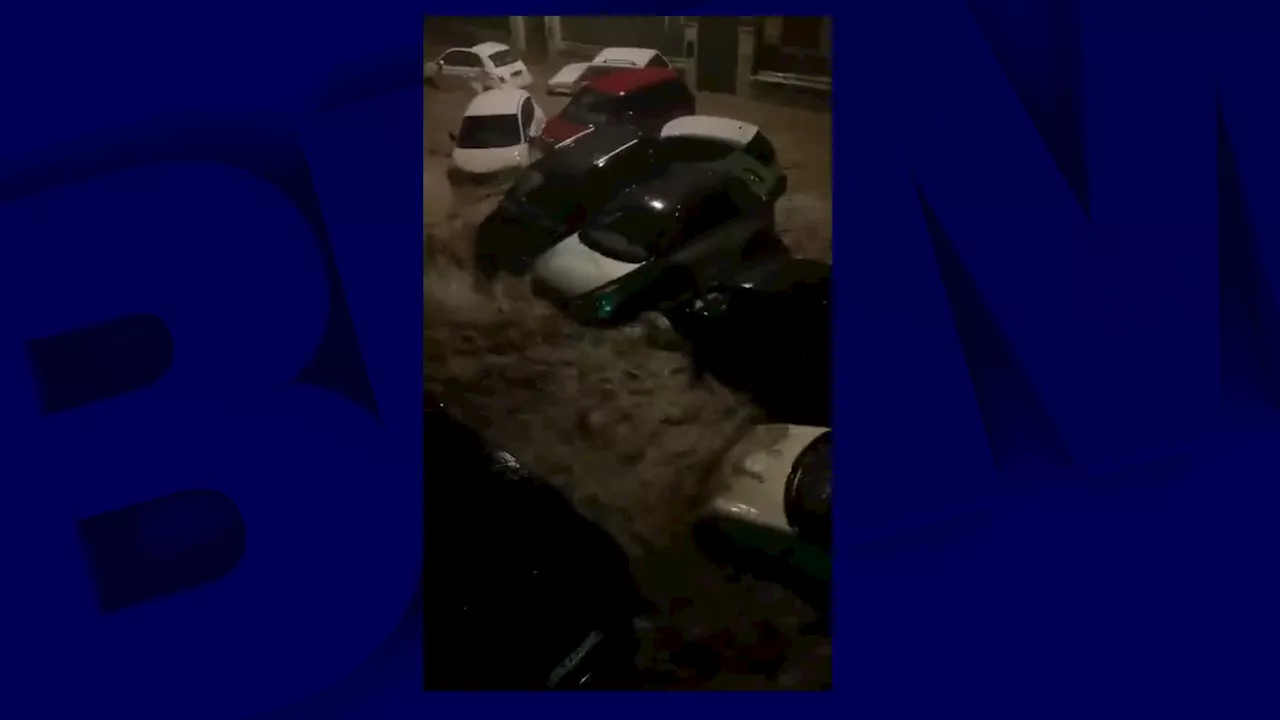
[423,60,832,689]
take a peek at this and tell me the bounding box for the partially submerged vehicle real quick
[664,256,832,427]
[530,166,787,324]
[540,68,695,146]
[425,41,534,92]
[476,118,789,281]
[449,88,546,179]
[545,46,674,95]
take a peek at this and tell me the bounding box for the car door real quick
[438,49,487,92]
[521,96,546,139]
[662,183,766,291]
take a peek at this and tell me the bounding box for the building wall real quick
[553,16,685,59]
[423,16,511,48]
[753,16,832,79]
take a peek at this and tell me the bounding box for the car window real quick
[579,65,626,88]
[442,50,481,68]
[456,114,523,149]
[440,50,468,67]
[645,54,670,69]
[742,131,778,167]
[581,206,675,262]
[488,48,520,68]
[519,98,535,132]
[658,136,736,164]
[680,191,742,240]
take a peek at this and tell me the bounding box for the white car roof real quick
[470,41,512,57]
[464,87,526,117]
[590,46,658,67]
[661,115,760,146]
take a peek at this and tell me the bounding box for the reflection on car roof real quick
[533,125,646,178]
[606,166,720,214]
[471,41,512,56]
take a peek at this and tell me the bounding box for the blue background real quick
[5,4,1279,718]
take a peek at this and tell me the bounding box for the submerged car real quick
[424,393,644,690]
[540,68,695,146]
[475,123,665,277]
[664,256,832,427]
[545,46,674,95]
[450,88,546,178]
[476,119,789,279]
[425,41,534,92]
[530,166,787,324]
[708,424,832,552]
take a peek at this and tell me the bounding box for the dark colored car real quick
[475,123,664,277]
[423,394,645,690]
[530,166,790,325]
[477,121,791,280]
[540,68,695,146]
[665,256,832,427]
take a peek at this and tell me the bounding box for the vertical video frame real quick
[424,15,833,690]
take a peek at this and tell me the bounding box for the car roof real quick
[591,46,658,66]
[535,124,646,177]
[464,87,526,117]
[586,68,681,95]
[607,165,722,214]
[662,115,760,147]
[470,41,512,56]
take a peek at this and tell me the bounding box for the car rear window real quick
[580,206,674,263]
[487,48,521,68]
[456,114,522,149]
[742,131,778,167]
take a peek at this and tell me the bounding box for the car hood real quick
[531,232,641,298]
[540,115,591,146]
[452,145,526,174]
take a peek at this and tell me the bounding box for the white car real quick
[545,46,672,95]
[708,424,832,546]
[450,88,546,176]
[661,115,779,168]
[425,41,534,93]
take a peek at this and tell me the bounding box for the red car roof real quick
[585,67,680,95]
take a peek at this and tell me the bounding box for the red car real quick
[539,68,696,146]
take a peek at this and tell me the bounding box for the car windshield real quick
[561,88,621,126]
[456,114,522,149]
[487,48,521,68]
[579,206,673,263]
